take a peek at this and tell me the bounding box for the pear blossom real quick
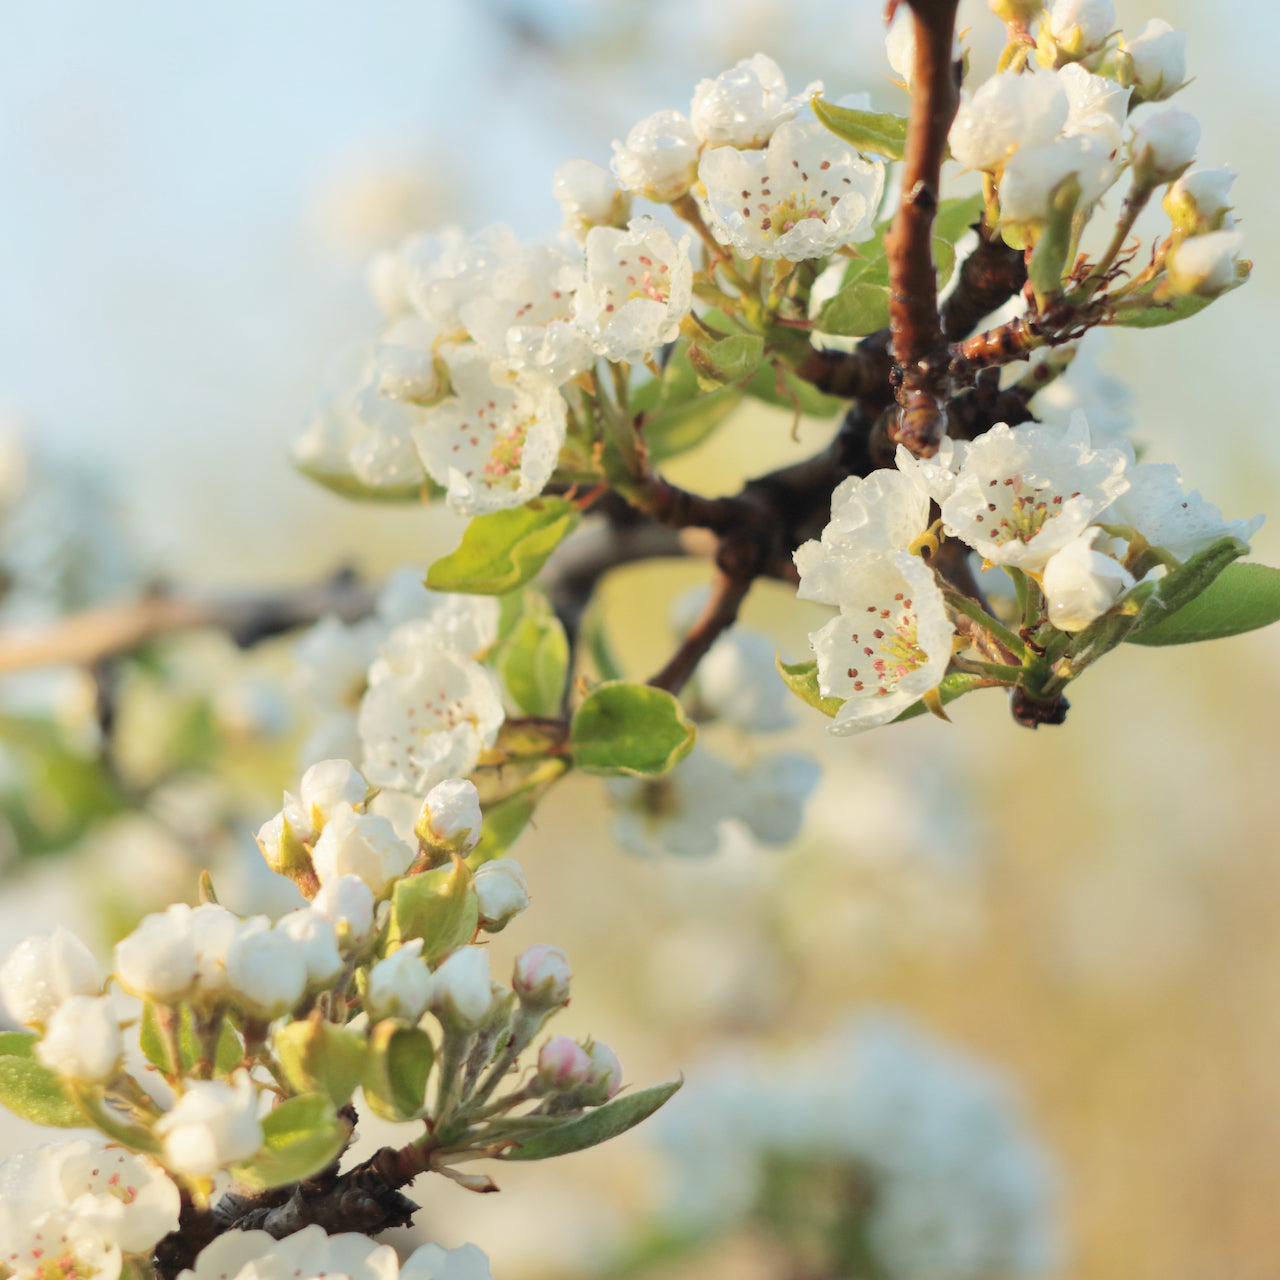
[1058,63,1129,153]
[416,777,484,855]
[808,550,954,735]
[114,912,198,1003]
[310,802,416,896]
[689,54,813,149]
[36,995,122,1083]
[0,926,102,1027]
[225,918,308,1020]
[358,631,504,795]
[885,8,916,88]
[473,857,530,931]
[1041,528,1134,630]
[536,1036,592,1092]
[366,227,465,319]
[939,417,1130,572]
[999,135,1114,227]
[155,1072,263,1177]
[400,1242,493,1280]
[1164,167,1236,236]
[275,908,344,987]
[574,219,694,361]
[405,224,523,330]
[610,110,700,203]
[553,158,631,239]
[512,944,572,1009]
[0,1202,121,1280]
[1048,0,1115,59]
[1165,230,1245,297]
[180,1224,406,1280]
[294,758,371,834]
[367,939,433,1023]
[430,947,493,1028]
[698,120,883,260]
[1124,19,1187,102]
[1108,462,1263,561]
[376,579,501,657]
[375,315,446,404]
[949,71,1068,174]
[1130,106,1199,184]
[311,874,377,946]
[696,628,794,733]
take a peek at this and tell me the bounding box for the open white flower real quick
[809,550,954,734]
[405,224,523,331]
[699,120,883,260]
[939,417,1129,572]
[690,54,813,149]
[412,351,568,515]
[180,1224,403,1280]
[310,803,416,896]
[376,577,501,657]
[574,219,693,361]
[1059,63,1130,153]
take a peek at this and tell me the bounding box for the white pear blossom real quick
[1058,63,1129,153]
[808,550,954,735]
[696,628,794,733]
[181,1225,405,1280]
[949,70,1068,174]
[411,351,568,515]
[114,912,198,1003]
[1165,229,1245,297]
[0,926,102,1027]
[310,802,416,896]
[610,110,700,203]
[699,120,883,260]
[512,944,572,1009]
[1124,19,1187,102]
[376,578,501,657]
[367,938,433,1023]
[294,758,371,836]
[275,908,344,988]
[1048,0,1115,59]
[417,777,484,855]
[36,995,122,1083]
[375,314,446,404]
[1130,106,1199,184]
[430,947,493,1028]
[0,1201,121,1280]
[552,158,631,239]
[939,417,1129,571]
[359,630,504,795]
[401,1242,493,1280]
[155,1072,263,1177]
[473,858,530,931]
[366,227,465,319]
[311,875,377,947]
[405,224,523,331]
[574,219,694,361]
[885,8,915,88]
[689,54,813,149]
[999,135,1114,226]
[1164,167,1235,236]
[1041,528,1134,630]
[1108,462,1263,561]
[225,919,308,1020]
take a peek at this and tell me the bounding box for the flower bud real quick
[577,1039,623,1105]
[311,803,415,896]
[430,947,493,1028]
[35,995,122,1082]
[276,908,344,987]
[225,919,308,1020]
[0,927,102,1027]
[115,912,197,1003]
[312,874,377,947]
[553,159,631,240]
[1165,229,1245,298]
[181,903,242,1002]
[155,1071,263,1176]
[473,858,530,932]
[1042,528,1135,631]
[1048,0,1115,60]
[1123,19,1186,102]
[536,1036,592,1093]
[512,944,572,1010]
[414,778,482,859]
[254,810,314,884]
[1130,107,1199,185]
[1163,167,1235,238]
[367,939,433,1023]
[689,54,800,149]
[610,110,699,203]
[298,759,371,832]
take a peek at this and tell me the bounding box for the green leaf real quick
[687,334,765,390]
[233,1094,349,1190]
[0,1032,38,1058]
[570,683,696,776]
[497,599,571,719]
[1124,536,1248,642]
[634,341,744,463]
[0,1056,84,1128]
[891,672,990,722]
[387,860,479,966]
[1110,291,1214,329]
[361,1021,435,1123]
[811,95,909,161]
[1128,555,1277,647]
[743,363,843,419]
[933,194,985,245]
[470,793,535,864]
[427,499,580,595]
[274,1018,369,1109]
[294,461,437,504]
[504,1079,682,1161]
[816,281,891,338]
[139,1004,242,1077]
[777,658,988,723]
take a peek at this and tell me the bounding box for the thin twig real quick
[648,568,753,694]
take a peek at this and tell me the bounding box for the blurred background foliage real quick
[0,2,1278,1278]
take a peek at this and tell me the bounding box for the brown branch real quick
[886,0,962,458]
[794,329,895,407]
[648,566,754,694]
[940,228,1027,340]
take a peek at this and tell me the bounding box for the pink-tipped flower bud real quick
[512,944,572,1010]
[536,1036,592,1093]
[577,1039,623,1105]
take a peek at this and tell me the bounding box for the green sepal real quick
[1125,561,1280,646]
[810,94,909,161]
[387,859,478,965]
[232,1094,350,1190]
[294,462,437,504]
[361,1020,435,1122]
[469,793,536,864]
[274,1016,369,1109]
[0,1034,84,1128]
[570,682,696,776]
[502,1078,682,1161]
[427,498,580,595]
[686,334,765,391]
[496,595,571,719]
[776,655,844,718]
[1027,173,1081,306]
[139,1004,242,1077]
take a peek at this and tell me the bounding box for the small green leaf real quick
[1128,556,1277,647]
[776,656,844,718]
[234,1094,349,1190]
[1125,536,1249,641]
[497,599,571,719]
[743,363,843,419]
[388,860,479,966]
[816,281,891,338]
[361,1021,435,1123]
[0,1032,38,1058]
[1110,290,1214,329]
[427,499,580,595]
[139,1005,242,1077]
[504,1079,682,1161]
[811,95,909,161]
[470,793,535,864]
[687,334,765,390]
[0,1056,84,1128]
[634,342,743,462]
[274,1018,369,1109]
[570,683,696,776]
[933,194,985,245]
